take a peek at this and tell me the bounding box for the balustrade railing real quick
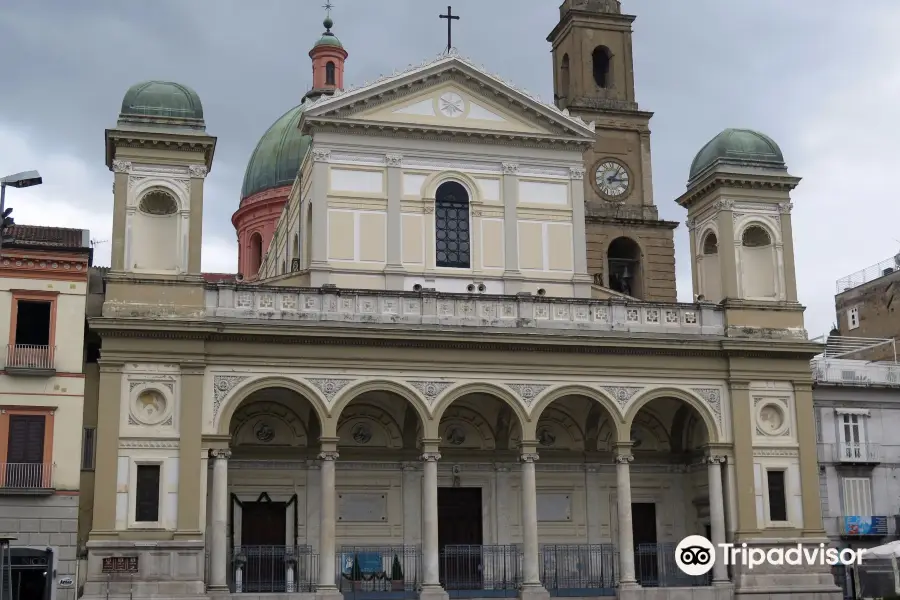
[539,544,617,596]
[0,462,53,490]
[5,344,55,371]
[229,545,316,594]
[338,545,421,598]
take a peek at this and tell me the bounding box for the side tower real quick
[104,81,216,316]
[547,0,677,301]
[678,129,802,336]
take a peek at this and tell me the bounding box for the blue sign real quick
[340,552,384,575]
[843,516,888,536]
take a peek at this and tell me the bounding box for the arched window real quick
[700,232,722,303]
[702,232,718,255]
[592,46,612,89]
[607,236,642,298]
[560,54,570,100]
[326,61,336,86]
[248,232,263,277]
[133,188,180,272]
[434,181,470,269]
[740,224,777,298]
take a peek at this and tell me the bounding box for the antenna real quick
[90,238,108,248]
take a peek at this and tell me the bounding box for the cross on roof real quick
[439,6,460,54]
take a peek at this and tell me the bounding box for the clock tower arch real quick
[548,0,677,302]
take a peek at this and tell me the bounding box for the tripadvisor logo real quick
[675,535,865,576]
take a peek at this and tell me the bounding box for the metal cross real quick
[439,6,460,53]
[323,1,333,16]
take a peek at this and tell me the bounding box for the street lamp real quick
[0,170,42,247]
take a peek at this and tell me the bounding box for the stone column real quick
[317,439,341,599]
[384,153,405,289]
[420,443,448,600]
[208,449,231,592]
[519,447,549,600]
[706,455,729,583]
[614,445,638,588]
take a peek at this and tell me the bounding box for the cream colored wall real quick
[0,275,87,491]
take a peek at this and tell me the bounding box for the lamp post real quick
[0,170,42,249]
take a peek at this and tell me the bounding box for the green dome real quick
[120,81,204,121]
[314,31,344,49]
[241,105,311,199]
[689,128,785,182]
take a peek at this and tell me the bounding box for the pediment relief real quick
[352,83,555,135]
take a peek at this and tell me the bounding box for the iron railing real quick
[441,544,520,597]
[539,544,617,596]
[5,344,55,371]
[230,545,316,593]
[832,442,881,463]
[635,543,711,588]
[837,254,900,292]
[0,463,53,490]
[811,357,900,387]
[337,546,421,598]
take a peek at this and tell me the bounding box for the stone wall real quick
[585,219,677,302]
[0,493,79,600]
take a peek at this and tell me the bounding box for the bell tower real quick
[548,0,677,302]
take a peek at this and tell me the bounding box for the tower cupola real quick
[303,7,348,102]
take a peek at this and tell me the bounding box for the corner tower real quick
[677,128,804,338]
[547,0,677,301]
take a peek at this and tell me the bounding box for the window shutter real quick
[135,465,161,522]
[842,477,873,516]
[82,427,96,470]
[7,415,45,464]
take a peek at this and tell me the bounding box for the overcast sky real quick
[1,0,898,337]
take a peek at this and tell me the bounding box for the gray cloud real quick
[2,0,897,336]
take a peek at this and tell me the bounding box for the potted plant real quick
[390,554,404,591]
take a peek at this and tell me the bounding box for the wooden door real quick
[239,501,287,592]
[438,488,483,591]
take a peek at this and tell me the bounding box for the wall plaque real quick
[102,556,139,573]
[338,492,387,522]
[537,493,571,522]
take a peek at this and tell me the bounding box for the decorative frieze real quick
[506,383,549,407]
[692,387,723,426]
[408,380,454,405]
[119,439,179,449]
[205,286,724,336]
[308,378,354,404]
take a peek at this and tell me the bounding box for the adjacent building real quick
[0,224,92,600]
[79,3,839,600]
[833,254,900,362]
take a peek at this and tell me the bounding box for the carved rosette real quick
[308,378,354,404]
[318,451,340,461]
[569,166,585,180]
[188,165,208,178]
[420,452,441,462]
[213,375,249,420]
[112,160,132,174]
[385,154,403,167]
[209,449,232,461]
[501,162,519,175]
[506,383,549,407]
[602,386,641,411]
[409,380,454,405]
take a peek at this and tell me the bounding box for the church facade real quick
[79,3,838,600]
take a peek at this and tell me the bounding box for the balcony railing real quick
[811,357,900,387]
[230,545,317,593]
[832,442,881,463]
[5,344,55,375]
[0,462,53,492]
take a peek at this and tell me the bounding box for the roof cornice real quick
[675,171,802,209]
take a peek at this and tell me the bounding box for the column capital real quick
[520,452,539,463]
[318,451,340,461]
[385,153,403,167]
[421,451,442,462]
[613,453,633,465]
[705,455,727,465]
[112,159,132,174]
[209,449,231,460]
[188,165,208,178]
[569,166,585,180]
[501,162,519,175]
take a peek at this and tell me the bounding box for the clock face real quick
[595,160,630,200]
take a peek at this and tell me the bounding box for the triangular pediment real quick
[301,54,596,140]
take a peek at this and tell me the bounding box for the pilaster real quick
[384,153,406,289]
[187,165,207,274]
[310,149,331,287]
[728,380,760,537]
[569,166,591,298]
[715,200,739,299]
[501,162,524,293]
[794,381,826,536]
[175,365,205,538]
[91,362,123,534]
[110,161,130,272]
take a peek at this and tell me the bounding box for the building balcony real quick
[831,442,881,465]
[4,344,56,376]
[204,285,725,336]
[0,462,54,495]
[811,356,900,387]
